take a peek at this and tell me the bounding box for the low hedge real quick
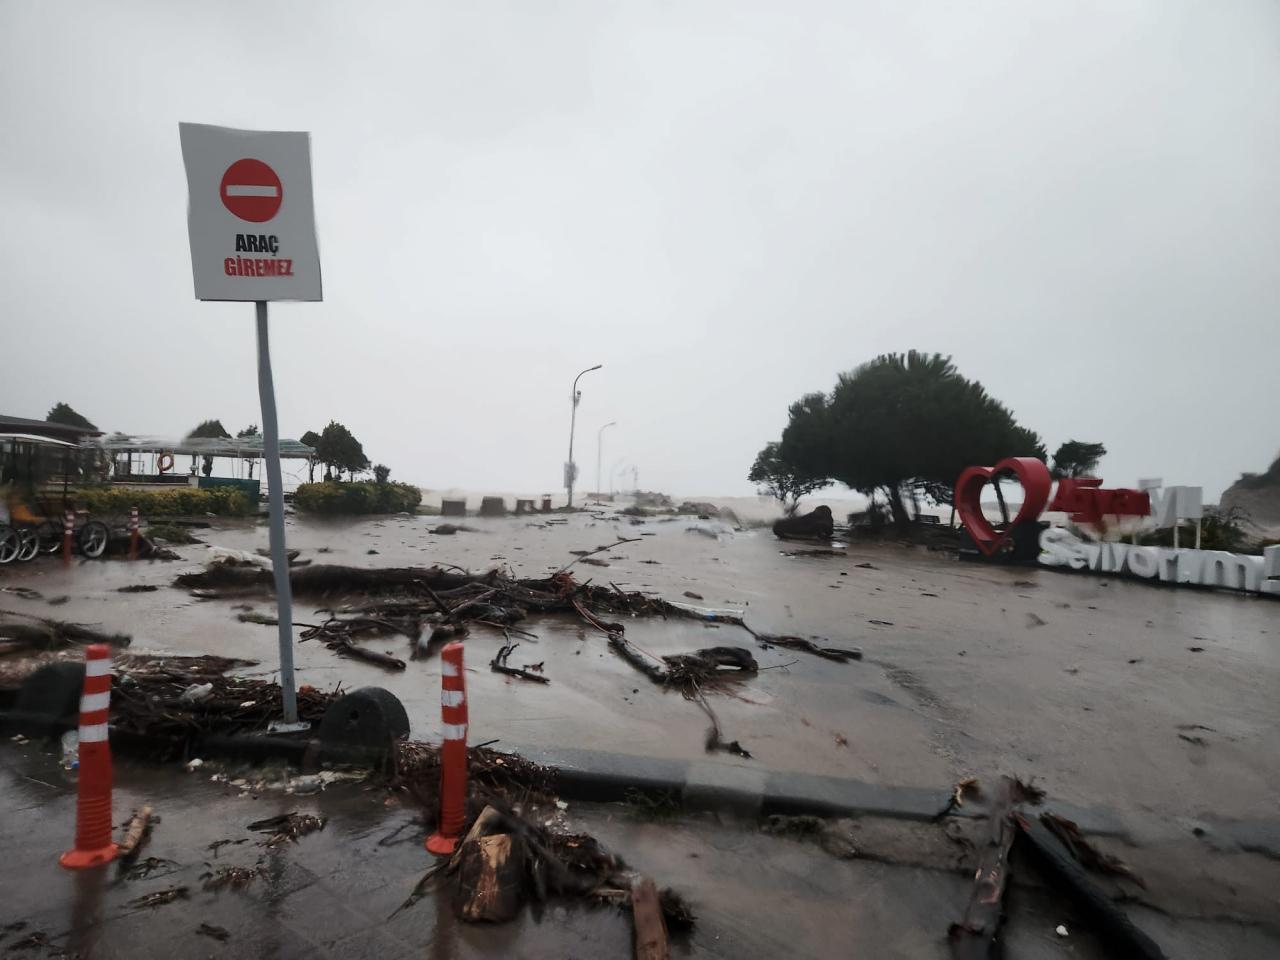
[292,481,422,515]
[77,485,254,518]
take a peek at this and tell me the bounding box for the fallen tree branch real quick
[490,641,550,684]
[948,777,1020,959]
[1014,813,1167,959]
[554,537,644,575]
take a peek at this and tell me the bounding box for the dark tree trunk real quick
[993,479,1010,526]
[885,483,912,531]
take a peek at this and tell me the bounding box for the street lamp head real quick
[589,364,603,371]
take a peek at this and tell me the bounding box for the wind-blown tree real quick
[748,441,828,512]
[315,421,369,480]
[186,419,231,440]
[1050,440,1106,479]
[186,419,231,477]
[300,430,321,483]
[46,402,97,431]
[777,352,1044,530]
[236,425,260,477]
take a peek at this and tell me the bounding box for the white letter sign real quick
[179,122,322,302]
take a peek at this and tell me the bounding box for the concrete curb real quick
[7,704,1275,854]
[505,744,1131,837]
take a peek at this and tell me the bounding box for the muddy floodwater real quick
[4,505,1278,835]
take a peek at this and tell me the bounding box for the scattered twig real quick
[555,538,643,575]
[490,641,550,684]
[127,886,189,910]
[196,923,231,942]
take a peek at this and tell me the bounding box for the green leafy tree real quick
[1050,440,1106,478]
[748,441,827,512]
[315,421,369,480]
[373,463,391,484]
[300,430,321,483]
[46,402,97,431]
[780,352,1044,530]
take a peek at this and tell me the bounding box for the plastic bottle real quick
[60,730,79,771]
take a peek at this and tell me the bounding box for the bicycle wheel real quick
[17,527,40,562]
[37,522,61,555]
[79,521,110,559]
[0,525,18,564]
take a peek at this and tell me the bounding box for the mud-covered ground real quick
[2,502,1278,956]
[5,505,1276,825]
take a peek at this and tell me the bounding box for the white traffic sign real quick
[179,122,322,301]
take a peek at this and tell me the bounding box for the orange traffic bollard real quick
[62,511,74,567]
[60,644,118,869]
[426,641,468,856]
[127,506,139,561]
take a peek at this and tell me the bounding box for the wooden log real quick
[948,778,1018,959]
[118,804,154,860]
[1014,815,1167,960]
[458,834,524,922]
[631,876,670,960]
[330,640,405,671]
[450,805,503,862]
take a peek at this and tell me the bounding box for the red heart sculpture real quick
[954,457,1052,556]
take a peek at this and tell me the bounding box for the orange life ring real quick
[158,453,175,474]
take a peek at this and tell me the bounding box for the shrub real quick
[144,523,202,544]
[292,481,421,515]
[76,485,254,518]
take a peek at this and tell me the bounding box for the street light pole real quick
[566,364,602,508]
[596,421,617,500]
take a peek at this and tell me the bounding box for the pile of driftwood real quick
[177,556,860,667]
[176,553,860,762]
[947,776,1165,960]
[393,799,694,953]
[0,608,131,657]
[108,654,336,743]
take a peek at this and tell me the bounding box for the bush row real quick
[77,485,254,518]
[292,481,422,515]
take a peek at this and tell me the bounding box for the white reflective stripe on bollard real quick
[79,724,109,743]
[441,660,460,677]
[85,659,112,677]
[80,692,110,712]
[442,723,467,740]
[441,690,465,707]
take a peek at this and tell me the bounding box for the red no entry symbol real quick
[220,158,283,222]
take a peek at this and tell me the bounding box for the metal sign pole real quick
[255,301,302,729]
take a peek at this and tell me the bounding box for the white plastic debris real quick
[60,730,79,770]
[555,800,569,811]
[179,682,214,705]
[285,775,322,795]
[185,757,205,772]
[1055,924,1069,937]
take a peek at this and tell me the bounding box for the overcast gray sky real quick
[2,1,1277,500]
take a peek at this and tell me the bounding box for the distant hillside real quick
[1220,452,1280,526]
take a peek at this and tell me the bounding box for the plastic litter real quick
[178,683,214,705]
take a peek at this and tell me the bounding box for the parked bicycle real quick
[0,493,110,564]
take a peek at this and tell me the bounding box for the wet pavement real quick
[2,745,1277,959]
[3,504,1279,955]
[3,506,1277,831]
